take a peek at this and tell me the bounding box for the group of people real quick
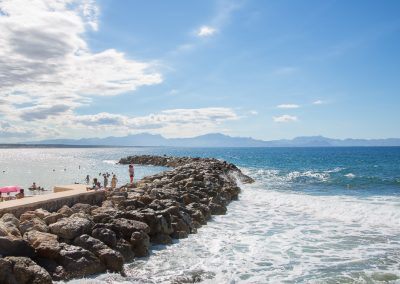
[29,182,45,191]
[86,163,135,191]
[0,189,24,201]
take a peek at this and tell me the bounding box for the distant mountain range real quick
[18,133,400,147]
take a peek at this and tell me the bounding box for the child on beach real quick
[129,164,134,183]
[111,174,118,189]
[85,175,90,184]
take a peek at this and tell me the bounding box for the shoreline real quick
[0,155,254,283]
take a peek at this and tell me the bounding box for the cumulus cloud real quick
[273,114,298,123]
[197,26,217,37]
[277,104,300,109]
[0,0,162,115]
[70,107,239,137]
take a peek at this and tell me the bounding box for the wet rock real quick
[35,258,66,281]
[0,256,52,284]
[171,230,188,239]
[115,238,135,261]
[57,243,105,279]
[74,234,124,272]
[158,215,174,235]
[150,233,172,245]
[209,202,227,215]
[49,217,93,240]
[130,231,150,257]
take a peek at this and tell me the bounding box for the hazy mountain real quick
[22,133,400,147]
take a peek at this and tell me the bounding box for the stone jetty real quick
[0,155,254,283]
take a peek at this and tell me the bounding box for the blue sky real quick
[0,0,399,141]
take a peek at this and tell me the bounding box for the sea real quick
[0,147,399,283]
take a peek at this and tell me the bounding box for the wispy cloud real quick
[273,66,299,75]
[312,100,324,105]
[197,26,217,37]
[172,0,244,54]
[277,104,300,109]
[273,115,298,123]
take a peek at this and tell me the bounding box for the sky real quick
[0,0,399,142]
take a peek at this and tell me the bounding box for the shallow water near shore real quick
[1,147,400,283]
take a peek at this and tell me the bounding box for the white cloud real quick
[68,107,240,138]
[249,110,258,115]
[277,104,300,109]
[0,0,162,118]
[313,100,324,105]
[197,26,217,37]
[273,115,298,123]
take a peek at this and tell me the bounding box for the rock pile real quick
[0,155,253,282]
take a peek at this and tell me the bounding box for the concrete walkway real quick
[0,184,104,217]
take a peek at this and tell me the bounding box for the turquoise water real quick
[1,147,399,283]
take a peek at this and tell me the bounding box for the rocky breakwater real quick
[0,155,253,283]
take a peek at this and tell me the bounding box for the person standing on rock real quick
[103,174,108,188]
[129,164,134,183]
[111,174,118,189]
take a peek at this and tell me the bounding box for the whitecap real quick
[102,160,118,165]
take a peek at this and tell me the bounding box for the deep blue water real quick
[140,146,400,196]
[1,147,400,283]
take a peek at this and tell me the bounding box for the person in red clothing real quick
[129,164,134,183]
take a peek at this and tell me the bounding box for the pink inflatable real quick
[0,186,21,193]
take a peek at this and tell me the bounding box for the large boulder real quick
[43,212,63,225]
[0,214,21,239]
[91,206,119,223]
[49,217,93,240]
[33,208,51,219]
[74,234,124,272]
[23,230,61,259]
[1,213,20,227]
[0,237,35,258]
[57,243,105,279]
[57,205,74,217]
[0,256,52,284]
[71,203,92,214]
[19,211,37,223]
[92,227,117,248]
[150,233,172,245]
[130,231,150,257]
[115,238,134,261]
[110,218,150,239]
[19,217,49,235]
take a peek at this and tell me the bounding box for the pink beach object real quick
[0,186,21,193]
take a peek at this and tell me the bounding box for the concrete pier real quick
[0,184,105,217]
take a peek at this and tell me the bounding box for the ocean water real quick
[1,147,399,283]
